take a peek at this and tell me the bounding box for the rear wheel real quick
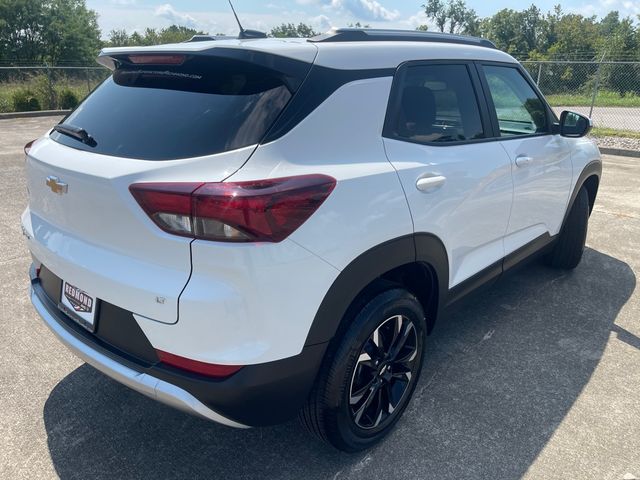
[547,187,590,270]
[300,289,426,452]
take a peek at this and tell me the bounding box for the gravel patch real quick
[591,135,640,152]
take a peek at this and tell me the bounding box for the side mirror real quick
[559,111,592,138]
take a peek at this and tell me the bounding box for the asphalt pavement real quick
[1,116,639,479]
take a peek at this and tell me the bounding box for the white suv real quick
[23,28,601,452]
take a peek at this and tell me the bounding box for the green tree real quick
[597,14,640,93]
[546,13,598,59]
[598,10,620,37]
[40,0,100,64]
[422,0,478,35]
[270,23,318,38]
[156,25,202,44]
[0,0,100,63]
[423,0,447,32]
[462,9,481,36]
[520,5,546,53]
[106,25,202,47]
[480,8,537,54]
[107,29,130,47]
[129,31,145,46]
[0,0,44,62]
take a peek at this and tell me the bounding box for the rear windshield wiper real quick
[53,124,97,147]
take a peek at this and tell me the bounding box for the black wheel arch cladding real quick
[563,160,602,225]
[304,233,449,346]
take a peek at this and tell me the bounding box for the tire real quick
[300,288,426,452]
[547,187,590,269]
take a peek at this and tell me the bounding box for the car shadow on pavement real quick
[43,247,635,480]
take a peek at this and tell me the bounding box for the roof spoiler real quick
[97,49,191,70]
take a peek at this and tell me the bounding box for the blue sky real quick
[87,0,640,38]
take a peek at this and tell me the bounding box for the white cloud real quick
[572,0,640,18]
[621,0,640,14]
[298,0,399,21]
[406,10,429,28]
[339,0,399,21]
[311,14,333,31]
[91,1,442,40]
[154,3,198,29]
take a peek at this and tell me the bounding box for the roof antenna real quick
[228,0,267,39]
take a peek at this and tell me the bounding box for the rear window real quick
[51,53,309,160]
[385,64,485,144]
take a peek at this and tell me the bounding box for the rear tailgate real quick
[23,46,314,324]
[24,139,255,324]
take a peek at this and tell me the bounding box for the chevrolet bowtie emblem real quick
[45,175,68,195]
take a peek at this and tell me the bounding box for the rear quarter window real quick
[51,53,310,160]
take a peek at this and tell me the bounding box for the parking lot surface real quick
[1,117,639,480]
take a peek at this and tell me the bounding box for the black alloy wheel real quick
[348,314,419,430]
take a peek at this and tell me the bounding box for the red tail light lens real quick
[130,175,336,243]
[156,350,242,378]
[129,182,201,237]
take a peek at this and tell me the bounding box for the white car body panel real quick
[228,77,415,271]
[383,139,513,288]
[568,137,601,192]
[24,136,256,324]
[137,239,339,365]
[499,134,573,255]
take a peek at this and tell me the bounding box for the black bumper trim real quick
[31,265,327,426]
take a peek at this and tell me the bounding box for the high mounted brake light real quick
[127,54,186,65]
[130,175,336,243]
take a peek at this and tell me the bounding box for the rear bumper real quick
[30,266,328,427]
[31,275,248,428]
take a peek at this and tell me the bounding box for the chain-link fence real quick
[522,60,640,134]
[2,61,640,138]
[0,66,109,113]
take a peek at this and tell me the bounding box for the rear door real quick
[382,61,513,289]
[24,50,311,323]
[477,63,572,255]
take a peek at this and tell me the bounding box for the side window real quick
[387,64,485,144]
[482,65,548,136]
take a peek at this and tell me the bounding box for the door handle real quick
[416,175,446,193]
[515,155,533,167]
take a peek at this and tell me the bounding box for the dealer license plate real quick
[60,281,97,331]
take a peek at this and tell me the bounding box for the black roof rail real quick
[308,28,496,49]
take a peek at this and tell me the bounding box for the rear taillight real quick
[130,175,336,243]
[156,350,242,378]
